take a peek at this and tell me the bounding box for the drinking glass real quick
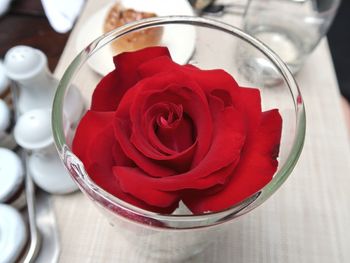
[243,0,341,74]
[52,16,306,261]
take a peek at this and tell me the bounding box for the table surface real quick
[53,0,350,262]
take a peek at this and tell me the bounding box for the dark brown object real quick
[0,0,70,72]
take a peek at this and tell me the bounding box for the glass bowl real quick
[52,16,305,260]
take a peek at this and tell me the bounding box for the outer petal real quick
[113,166,180,208]
[236,87,262,133]
[184,109,282,213]
[73,110,176,213]
[72,110,114,164]
[114,117,176,177]
[87,156,176,214]
[91,47,171,111]
[138,56,240,97]
[91,70,120,111]
[115,160,239,209]
[113,46,170,87]
[86,126,115,169]
[112,142,135,167]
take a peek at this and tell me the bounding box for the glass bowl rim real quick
[52,16,306,227]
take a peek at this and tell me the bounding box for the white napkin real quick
[0,0,12,17]
[41,0,85,33]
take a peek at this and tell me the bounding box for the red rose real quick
[72,47,282,214]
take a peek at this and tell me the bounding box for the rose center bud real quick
[155,103,195,152]
[157,110,178,128]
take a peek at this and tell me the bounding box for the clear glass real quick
[52,16,305,260]
[243,0,341,74]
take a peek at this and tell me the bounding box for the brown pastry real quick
[104,3,163,53]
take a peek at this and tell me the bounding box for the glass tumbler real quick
[243,0,341,74]
[52,16,306,261]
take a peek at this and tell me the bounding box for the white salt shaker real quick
[0,204,28,263]
[4,45,56,114]
[14,109,78,194]
[3,45,84,124]
[0,148,26,209]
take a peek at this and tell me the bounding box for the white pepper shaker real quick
[4,45,56,114]
[3,45,84,124]
[14,109,78,194]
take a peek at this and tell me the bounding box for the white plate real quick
[76,0,196,76]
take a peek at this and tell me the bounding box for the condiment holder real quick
[0,45,80,263]
[0,204,28,263]
[14,109,78,194]
[4,45,56,114]
[2,45,83,194]
[0,148,26,208]
[3,45,84,124]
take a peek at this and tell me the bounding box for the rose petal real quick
[138,56,259,141]
[137,55,177,78]
[112,141,135,167]
[236,87,262,133]
[91,47,170,111]
[90,70,120,111]
[184,109,282,213]
[138,55,240,100]
[136,109,198,173]
[72,110,114,164]
[132,101,196,156]
[75,111,176,213]
[114,117,176,177]
[113,166,180,208]
[146,114,182,156]
[143,114,198,173]
[86,126,115,168]
[155,111,194,153]
[181,161,238,197]
[88,164,176,213]
[183,68,241,101]
[113,46,171,88]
